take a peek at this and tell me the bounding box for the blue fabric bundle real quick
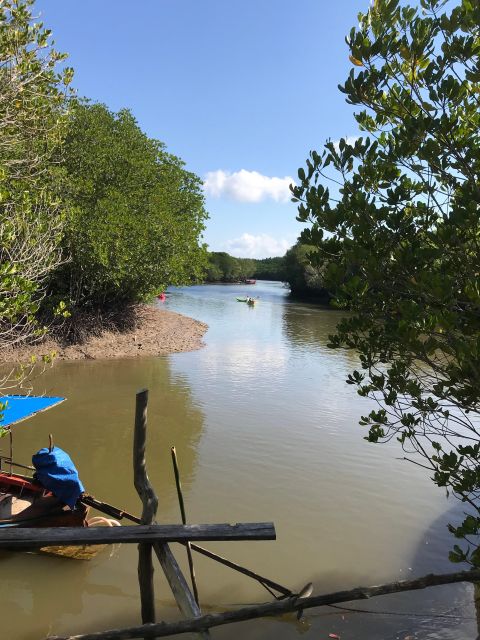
[32,446,85,510]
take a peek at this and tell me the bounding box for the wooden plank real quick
[154,542,202,618]
[154,543,210,638]
[0,522,276,548]
[133,388,157,625]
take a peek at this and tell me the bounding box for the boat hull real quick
[0,472,88,528]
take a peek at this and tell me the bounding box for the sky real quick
[35,0,369,258]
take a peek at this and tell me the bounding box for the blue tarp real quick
[32,447,84,510]
[0,395,65,428]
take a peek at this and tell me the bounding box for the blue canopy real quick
[0,395,65,428]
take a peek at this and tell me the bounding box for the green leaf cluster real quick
[283,242,330,301]
[0,1,210,374]
[49,102,208,310]
[205,253,287,283]
[293,0,480,565]
[0,0,70,351]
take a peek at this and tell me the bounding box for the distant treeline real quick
[205,247,336,303]
[205,253,286,283]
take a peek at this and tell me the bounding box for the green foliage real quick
[0,0,69,350]
[284,242,331,301]
[252,256,287,281]
[205,253,287,283]
[51,102,208,309]
[205,252,256,283]
[292,0,480,564]
[236,257,257,281]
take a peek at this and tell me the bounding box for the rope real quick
[327,603,476,621]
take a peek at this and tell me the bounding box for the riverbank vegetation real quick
[48,101,208,339]
[0,0,71,353]
[0,0,208,355]
[204,252,286,283]
[293,0,480,564]
[204,248,332,301]
[203,247,340,304]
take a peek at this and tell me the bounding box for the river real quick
[1,281,476,639]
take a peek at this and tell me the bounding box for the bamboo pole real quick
[8,428,12,475]
[0,457,35,471]
[171,446,199,605]
[133,389,158,627]
[46,568,480,640]
[187,543,292,598]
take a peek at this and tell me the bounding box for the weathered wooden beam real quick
[153,543,202,618]
[45,568,480,640]
[133,390,159,525]
[133,389,158,626]
[0,522,276,548]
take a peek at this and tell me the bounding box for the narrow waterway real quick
[1,281,475,639]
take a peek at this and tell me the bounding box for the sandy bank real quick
[1,305,208,362]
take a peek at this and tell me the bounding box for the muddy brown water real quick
[1,281,476,639]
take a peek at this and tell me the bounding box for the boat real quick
[236,297,257,305]
[0,395,89,530]
[0,471,89,528]
[0,396,125,559]
[245,279,256,285]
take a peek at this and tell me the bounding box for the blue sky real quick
[36,0,368,258]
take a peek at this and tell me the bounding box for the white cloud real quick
[223,233,292,259]
[204,169,294,203]
[332,135,360,152]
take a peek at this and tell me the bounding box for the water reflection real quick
[164,282,469,640]
[0,553,131,640]
[281,301,341,350]
[0,282,470,639]
[14,357,206,514]
[0,356,206,639]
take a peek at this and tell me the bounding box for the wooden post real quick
[133,388,158,626]
[132,390,209,638]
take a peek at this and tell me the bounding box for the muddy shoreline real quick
[1,305,208,362]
